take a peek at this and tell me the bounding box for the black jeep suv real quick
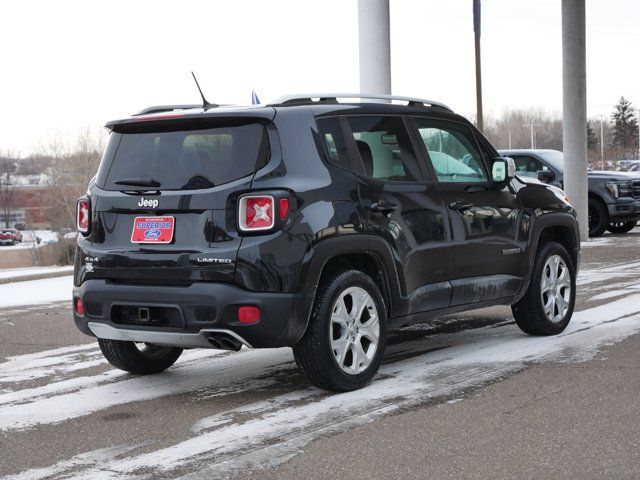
[499,149,640,237]
[73,94,580,391]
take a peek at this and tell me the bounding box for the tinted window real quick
[316,117,349,169]
[414,119,488,183]
[101,123,269,191]
[346,116,422,181]
[511,155,548,178]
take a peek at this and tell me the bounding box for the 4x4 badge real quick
[138,198,159,208]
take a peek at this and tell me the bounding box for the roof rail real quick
[133,104,203,116]
[269,93,452,111]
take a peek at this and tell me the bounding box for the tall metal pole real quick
[599,114,605,170]
[473,0,483,131]
[358,0,391,96]
[562,0,588,240]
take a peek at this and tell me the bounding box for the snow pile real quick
[0,275,72,308]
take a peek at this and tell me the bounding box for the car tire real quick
[512,241,576,336]
[293,269,387,391]
[607,220,637,234]
[97,339,183,374]
[588,198,608,237]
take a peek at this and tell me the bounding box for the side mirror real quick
[537,169,556,183]
[491,157,516,183]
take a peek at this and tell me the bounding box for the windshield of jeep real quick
[100,123,269,191]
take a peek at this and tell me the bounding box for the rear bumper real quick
[607,199,640,221]
[72,280,314,348]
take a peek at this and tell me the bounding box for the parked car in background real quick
[500,149,640,237]
[0,228,23,245]
[617,160,640,172]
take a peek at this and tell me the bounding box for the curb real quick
[0,268,74,285]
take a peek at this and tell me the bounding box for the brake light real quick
[77,197,90,234]
[238,195,275,231]
[279,198,289,220]
[74,298,85,316]
[238,306,260,324]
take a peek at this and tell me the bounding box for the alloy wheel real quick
[540,254,572,323]
[330,286,380,375]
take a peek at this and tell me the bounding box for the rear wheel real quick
[607,220,637,234]
[293,270,387,391]
[98,339,183,374]
[512,241,576,335]
[588,197,608,237]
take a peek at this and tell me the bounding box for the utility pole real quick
[599,114,605,170]
[523,123,541,148]
[473,0,483,131]
[508,129,512,149]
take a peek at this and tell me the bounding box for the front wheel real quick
[607,220,637,234]
[512,241,576,335]
[293,270,387,391]
[588,198,608,237]
[98,339,183,374]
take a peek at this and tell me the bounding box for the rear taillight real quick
[238,195,275,232]
[77,197,90,234]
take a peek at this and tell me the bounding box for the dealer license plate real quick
[131,216,175,244]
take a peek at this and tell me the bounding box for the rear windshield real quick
[100,123,269,191]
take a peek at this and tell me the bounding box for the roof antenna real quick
[191,72,218,109]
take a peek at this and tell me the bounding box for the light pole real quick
[599,114,605,170]
[473,0,483,131]
[523,123,540,148]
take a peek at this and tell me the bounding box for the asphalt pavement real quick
[1,229,640,479]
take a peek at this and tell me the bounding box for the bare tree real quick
[0,151,19,228]
[43,128,105,231]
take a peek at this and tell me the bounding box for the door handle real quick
[370,200,398,213]
[449,199,474,211]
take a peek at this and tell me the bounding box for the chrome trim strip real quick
[87,322,253,349]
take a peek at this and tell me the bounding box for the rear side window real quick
[316,117,349,169]
[101,123,269,190]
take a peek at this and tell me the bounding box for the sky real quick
[0,0,638,155]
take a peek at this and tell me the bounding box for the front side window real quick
[346,116,422,181]
[414,119,488,183]
[511,155,548,178]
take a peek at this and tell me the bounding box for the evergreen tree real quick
[610,96,638,159]
[586,121,598,151]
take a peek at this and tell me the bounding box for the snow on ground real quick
[0,230,59,250]
[0,275,72,308]
[0,266,74,280]
[3,292,640,479]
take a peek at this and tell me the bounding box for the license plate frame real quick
[130,216,175,244]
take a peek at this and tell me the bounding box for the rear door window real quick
[101,123,269,191]
[345,116,422,181]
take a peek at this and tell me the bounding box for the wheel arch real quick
[514,212,580,303]
[297,235,402,320]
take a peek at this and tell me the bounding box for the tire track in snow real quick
[6,294,640,479]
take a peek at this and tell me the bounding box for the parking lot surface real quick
[1,229,640,479]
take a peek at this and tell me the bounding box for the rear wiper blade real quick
[114,178,161,188]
